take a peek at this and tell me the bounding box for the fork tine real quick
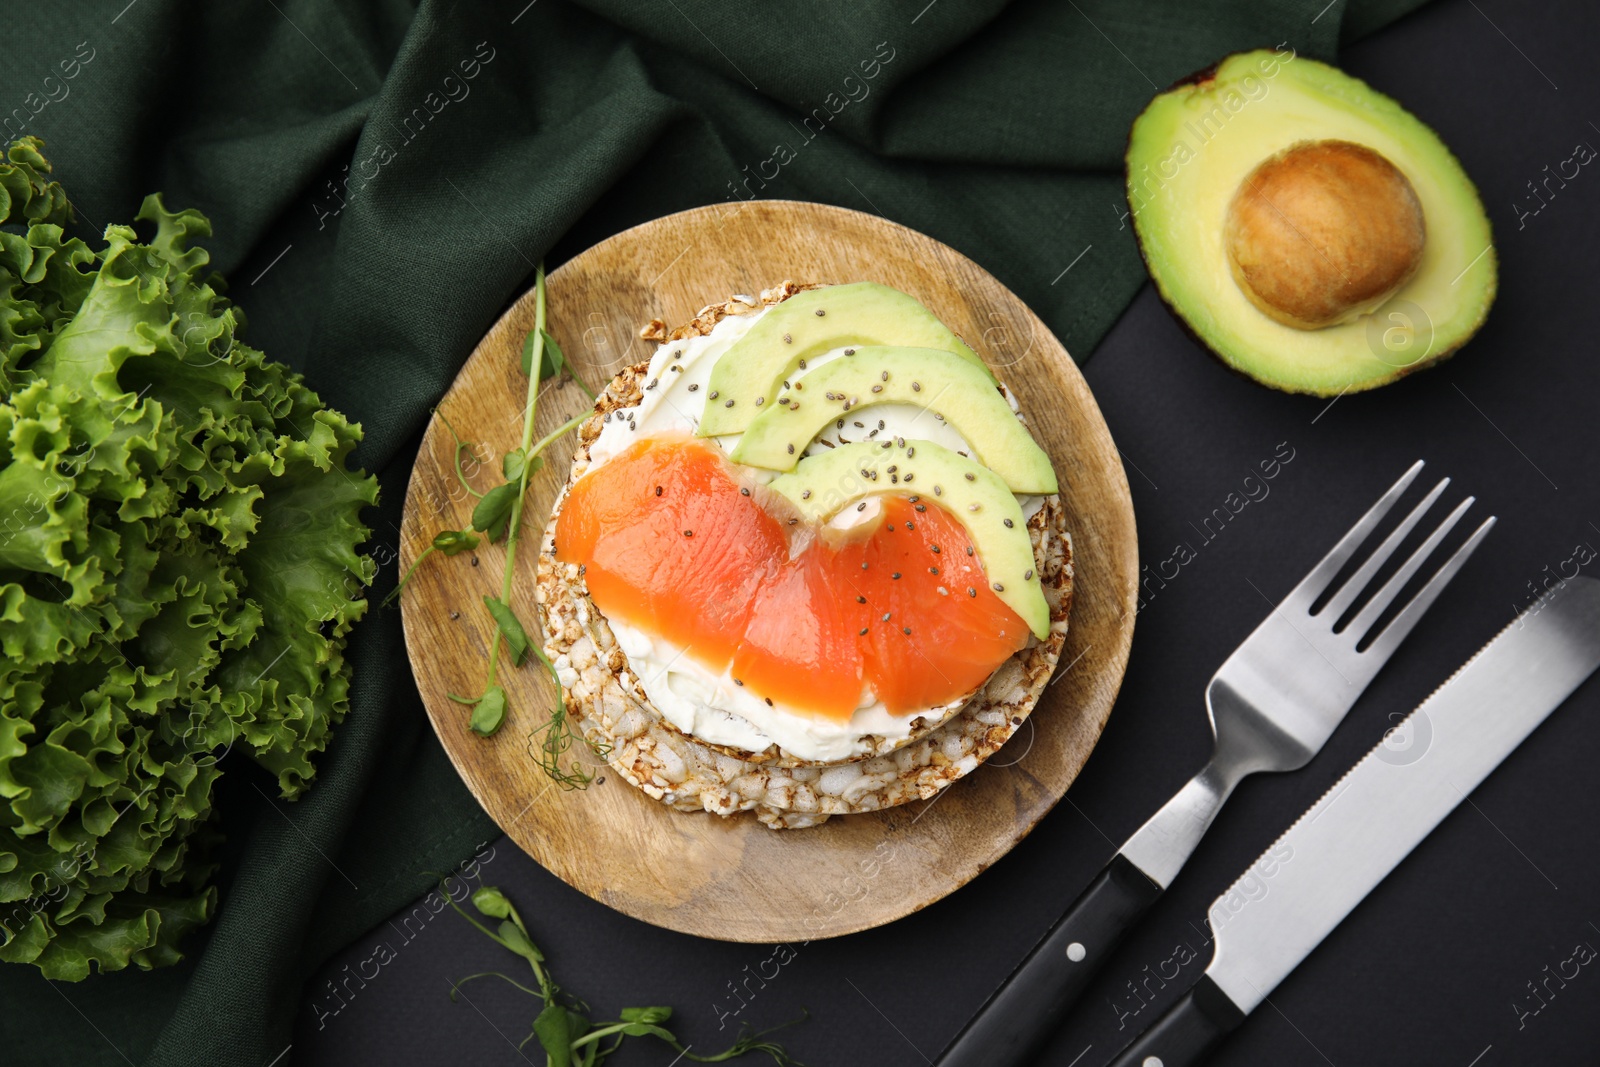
[1360,514,1496,661]
[1319,477,1451,622]
[1282,461,1424,613]
[1345,495,1474,639]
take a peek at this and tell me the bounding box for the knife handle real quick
[935,854,1162,1067]
[1106,976,1246,1067]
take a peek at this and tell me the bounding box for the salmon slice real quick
[556,434,784,668]
[732,549,867,719]
[859,499,1029,712]
[555,437,1030,722]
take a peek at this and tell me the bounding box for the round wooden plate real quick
[399,200,1138,942]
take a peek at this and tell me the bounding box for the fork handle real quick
[935,854,1161,1067]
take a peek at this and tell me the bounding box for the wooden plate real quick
[399,201,1137,941]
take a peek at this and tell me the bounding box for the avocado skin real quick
[1123,50,1498,398]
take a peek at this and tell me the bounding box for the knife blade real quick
[1108,575,1600,1067]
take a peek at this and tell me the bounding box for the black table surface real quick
[296,1,1600,1063]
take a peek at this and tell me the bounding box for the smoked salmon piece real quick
[859,499,1030,713]
[555,437,1029,721]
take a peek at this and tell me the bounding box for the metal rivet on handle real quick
[1143,1059,1164,1067]
[1066,942,1086,962]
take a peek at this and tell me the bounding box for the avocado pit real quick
[1224,139,1426,330]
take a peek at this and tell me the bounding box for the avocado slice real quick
[1126,49,1496,396]
[697,282,993,437]
[729,346,1058,495]
[768,439,1050,639]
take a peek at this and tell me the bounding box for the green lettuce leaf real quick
[0,137,376,978]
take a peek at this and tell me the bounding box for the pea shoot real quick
[393,262,601,785]
[450,885,807,1066]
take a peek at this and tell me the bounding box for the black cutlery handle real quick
[936,854,1162,1067]
[1105,976,1246,1067]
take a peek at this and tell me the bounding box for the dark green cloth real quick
[1,0,1427,1062]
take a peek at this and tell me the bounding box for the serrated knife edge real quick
[1204,575,1600,1014]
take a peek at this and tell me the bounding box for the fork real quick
[935,460,1494,1067]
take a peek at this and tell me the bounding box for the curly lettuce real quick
[0,138,377,980]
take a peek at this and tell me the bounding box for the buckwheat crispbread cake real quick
[535,283,1074,828]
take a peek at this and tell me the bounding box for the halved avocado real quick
[729,346,1058,495]
[697,282,992,437]
[768,439,1049,639]
[1126,49,1496,396]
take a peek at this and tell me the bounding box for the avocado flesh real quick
[697,282,993,437]
[730,346,1058,495]
[768,439,1050,639]
[1126,50,1496,396]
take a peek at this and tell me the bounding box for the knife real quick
[1107,575,1600,1067]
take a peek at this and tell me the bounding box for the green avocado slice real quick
[697,282,992,437]
[1126,49,1496,396]
[729,346,1057,495]
[767,439,1050,639]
